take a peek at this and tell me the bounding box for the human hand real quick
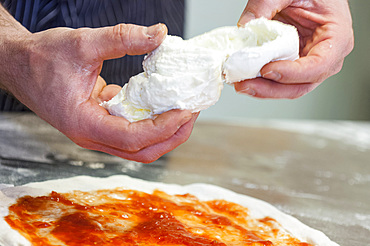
[235,0,354,99]
[1,22,196,163]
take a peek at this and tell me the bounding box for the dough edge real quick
[0,175,339,246]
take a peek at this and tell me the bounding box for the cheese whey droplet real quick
[101,18,299,122]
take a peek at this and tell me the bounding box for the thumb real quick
[88,23,167,61]
[237,0,291,26]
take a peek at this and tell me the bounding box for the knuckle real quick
[124,125,151,152]
[72,28,89,46]
[125,144,142,153]
[124,134,149,152]
[112,23,134,51]
[70,28,92,60]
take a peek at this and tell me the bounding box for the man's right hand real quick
[0,5,197,163]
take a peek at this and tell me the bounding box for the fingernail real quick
[262,71,281,81]
[238,11,256,27]
[239,87,256,96]
[146,24,165,39]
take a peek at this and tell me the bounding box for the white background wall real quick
[184,0,370,121]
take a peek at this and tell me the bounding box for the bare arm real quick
[0,6,32,92]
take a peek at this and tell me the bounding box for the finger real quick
[238,0,291,26]
[78,113,198,163]
[77,102,193,152]
[124,109,193,151]
[86,23,168,61]
[261,38,342,84]
[124,112,198,163]
[97,84,122,103]
[91,76,107,101]
[234,77,319,99]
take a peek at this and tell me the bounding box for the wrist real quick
[0,32,32,94]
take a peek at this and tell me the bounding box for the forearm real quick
[0,5,31,93]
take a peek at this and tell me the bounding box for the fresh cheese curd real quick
[101,18,299,122]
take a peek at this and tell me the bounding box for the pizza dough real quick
[101,18,299,122]
[0,175,338,246]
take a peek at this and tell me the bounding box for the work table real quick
[0,113,369,246]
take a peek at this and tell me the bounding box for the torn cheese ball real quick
[101,18,299,122]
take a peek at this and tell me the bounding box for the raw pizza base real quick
[0,175,338,246]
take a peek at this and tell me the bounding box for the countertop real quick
[1,113,369,246]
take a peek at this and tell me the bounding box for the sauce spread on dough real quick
[5,188,312,246]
